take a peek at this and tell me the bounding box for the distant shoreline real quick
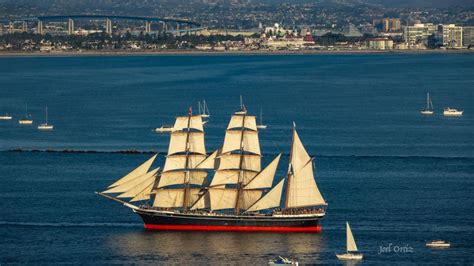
[0,49,473,57]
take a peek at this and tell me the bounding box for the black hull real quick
[134,209,323,232]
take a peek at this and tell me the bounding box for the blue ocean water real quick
[0,54,473,264]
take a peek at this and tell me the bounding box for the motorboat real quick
[268,256,298,265]
[0,113,12,120]
[443,108,463,117]
[426,240,450,248]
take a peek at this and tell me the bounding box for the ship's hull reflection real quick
[106,230,326,264]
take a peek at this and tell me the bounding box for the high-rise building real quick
[373,18,401,32]
[403,23,437,46]
[441,24,463,48]
[383,18,401,32]
[462,26,474,47]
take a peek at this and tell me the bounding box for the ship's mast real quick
[284,123,296,209]
[182,108,193,212]
[234,110,247,215]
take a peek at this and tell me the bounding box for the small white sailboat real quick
[443,107,463,117]
[268,256,298,265]
[235,95,247,115]
[420,92,434,115]
[426,240,450,248]
[0,113,12,120]
[37,106,53,130]
[257,108,267,129]
[199,100,210,118]
[336,222,363,260]
[19,104,33,125]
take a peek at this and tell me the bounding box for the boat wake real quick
[0,221,141,228]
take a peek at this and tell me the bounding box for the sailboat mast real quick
[284,125,296,209]
[427,93,429,109]
[234,112,247,215]
[182,109,193,212]
[45,106,48,124]
[260,108,263,124]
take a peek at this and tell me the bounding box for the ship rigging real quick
[97,107,327,232]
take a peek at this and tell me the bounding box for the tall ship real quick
[98,107,327,232]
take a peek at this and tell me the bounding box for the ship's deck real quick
[136,207,326,218]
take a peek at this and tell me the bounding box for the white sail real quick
[173,116,204,132]
[153,188,202,208]
[195,149,219,169]
[227,115,257,131]
[245,178,285,212]
[103,168,159,194]
[168,131,206,155]
[244,154,281,190]
[189,192,210,210]
[291,129,311,173]
[117,170,158,198]
[157,170,208,188]
[209,188,238,210]
[163,154,207,172]
[217,154,261,172]
[286,129,326,208]
[130,183,155,202]
[107,154,157,188]
[210,170,257,187]
[189,113,263,213]
[287,163,325,207]
[347,222,358,252]
[152,114,213,209]
[239,190,263,210]
[221,130,261,155]
[153,189,184,208]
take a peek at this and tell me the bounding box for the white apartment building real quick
[441,24,463,48]
[403,23,437,45]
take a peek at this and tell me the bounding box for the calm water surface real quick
[0,54,473,264]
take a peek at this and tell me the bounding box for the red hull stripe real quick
[144,224,322,232]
